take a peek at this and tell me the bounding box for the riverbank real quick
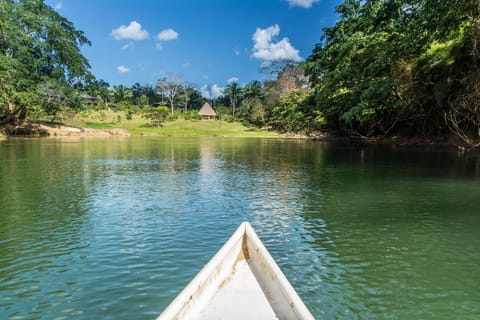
[1,121,131,138]
[0,117,285,138]
[312,131,476,151]
[2,112,474,150]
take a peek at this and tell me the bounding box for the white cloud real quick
[200,85,211,98]
[157,28,179,41]
[286,0,319,8]
[200,84,224,99]
[211,85,224,98]
[252,24,301,62]
[111,21,149,40]
[155,43,163,51]
[121,43,133,50]
[227,77,239,84]
[54,2,62,10]
[117,65,130,73]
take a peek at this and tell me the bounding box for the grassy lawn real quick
[59,110,282,137]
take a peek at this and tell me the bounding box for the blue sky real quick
[46,0,341,96]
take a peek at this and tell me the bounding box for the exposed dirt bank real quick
[1,121,130,138]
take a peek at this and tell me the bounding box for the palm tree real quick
[224,82,243,118]
[111,85,132,104]
[243,80,264,100]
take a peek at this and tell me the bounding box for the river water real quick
[0,137,479,319]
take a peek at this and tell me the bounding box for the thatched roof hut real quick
[198,102,217,120]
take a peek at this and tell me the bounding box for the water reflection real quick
[0,138,479,319]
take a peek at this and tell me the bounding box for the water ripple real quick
[1,138,479,319]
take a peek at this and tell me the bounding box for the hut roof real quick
[198,102,217,116]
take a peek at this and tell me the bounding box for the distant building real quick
[81,94,99,106]
[198,102,217,120]
[152,102,169,107]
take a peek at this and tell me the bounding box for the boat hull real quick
[157,222,314,320]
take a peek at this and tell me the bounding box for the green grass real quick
[60,110,282,137]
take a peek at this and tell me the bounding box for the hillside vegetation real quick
[1,0,479,148]
[305,0,480,148]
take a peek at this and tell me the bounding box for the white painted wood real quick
[157,222,314,320]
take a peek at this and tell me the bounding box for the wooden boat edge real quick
[156,222,314,320]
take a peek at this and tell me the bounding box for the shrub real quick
[184,110,200,120]
[145,106,169,127]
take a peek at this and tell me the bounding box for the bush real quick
[221,114,235,123]
[125,109,134,120]
[184,110,200,120]
[144,106,169,127]
[28,105,44,120]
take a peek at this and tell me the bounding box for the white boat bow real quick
[157,222,314,320]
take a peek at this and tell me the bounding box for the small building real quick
[81,94,99,106]
[198,102,217,120]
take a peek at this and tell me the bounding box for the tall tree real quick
[131,83,143,106]
[156,74,185,114]
[181,83,196,112]
[224,82,243,118]
[243,80,264,100]
[0,0,92,124]
[111,85,132,104]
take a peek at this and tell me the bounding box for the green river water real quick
[0,137,479,319]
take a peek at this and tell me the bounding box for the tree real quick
[111,85,132,104]
[224,82,243,118]
[240,81,267,126]
[131,83,143,106]
[243,81,264,100]
[157,74,185,113]
[0,0,92,124]
[240,97,266,126]
[0,0,91,83]
[85,79,110,106]
[186,89,204,110]
[270,90,323,134]
[145,106,169,127]
[37,80,67,122]
[141,85,160,105]
[181,83,196,112]
[305,0,475,141]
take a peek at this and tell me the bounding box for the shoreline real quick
[312,132,476,151]
[1,122,131,138]
[1,121,476,151]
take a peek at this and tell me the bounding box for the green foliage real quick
[270,90,324,134]
[224,82,243,118]
[243,81,265,100]
[85,79,110,106]
[28,105,44,120]
[144,106,169,127]
[239,97,266,126]
[184,110,200,120]
[125,110,134,120]
[0,0,92,126]
[305,0,480,143]
[111,85,132,104]
[36,80,68,121]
